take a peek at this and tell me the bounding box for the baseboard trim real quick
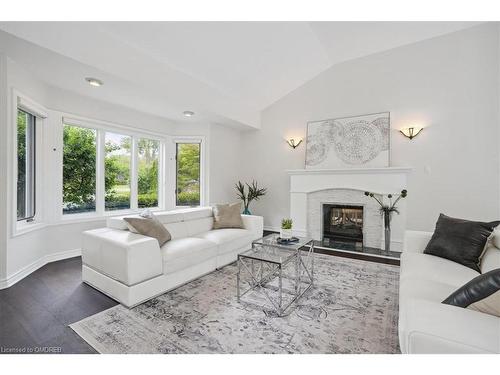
[0,248,81,290]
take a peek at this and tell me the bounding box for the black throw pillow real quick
[424,214,499,272]
[443,268,500,317]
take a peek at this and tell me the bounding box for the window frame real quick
[172,136,206,209]
[16,108,36,222]
[60,116,166,221]
[12,90,48,236]
[61,123,98,216]
[136,137,162,211]
[103,131,133,213]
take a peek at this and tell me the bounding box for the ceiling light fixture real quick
[183,110,195,117]
[85,77,103,87]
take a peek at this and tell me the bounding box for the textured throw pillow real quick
[443,268,500,317]
[123,212,171,246]
[424,214,499,272]
[125,209,153,234]
[213,203,244,229]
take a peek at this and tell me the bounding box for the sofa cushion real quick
[161,237,217,275]
[186,217,214,236]
[400,298,500,354]
[195,229,252,255]
[154,211,185,224]
[106,208,208,231]
[424,214,499,272]
[401,252,480,287]
[164,221,189,240]
[181,207,213,221]
[400,277,459,304]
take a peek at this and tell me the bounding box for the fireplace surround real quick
[288,167,411,252]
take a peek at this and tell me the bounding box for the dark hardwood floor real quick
[0,235,398,354]
[0,257,117,354]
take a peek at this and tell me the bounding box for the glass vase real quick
[384,209,391,252]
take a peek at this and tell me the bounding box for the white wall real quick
[240,23,500,232]
[208,123,243,205]
[1,57,242,286]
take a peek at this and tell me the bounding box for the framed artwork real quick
[305,112,390,169]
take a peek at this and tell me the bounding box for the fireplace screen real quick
[322,204,363,244]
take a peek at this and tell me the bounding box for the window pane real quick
[138,138,160,208]
[62,125,97,214]
[17,109,35,221]
[176,143,200,206]
[105,132,131,211]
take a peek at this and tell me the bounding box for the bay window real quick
[13,94,206,230]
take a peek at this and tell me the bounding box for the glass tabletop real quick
[252,233,313,251]
[239,245,297,265]
[239,233,314,265]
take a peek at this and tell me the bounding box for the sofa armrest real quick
[400,299,500,353]
[404,230,433,253]
[241,214,264,241]
[82,228,163,286]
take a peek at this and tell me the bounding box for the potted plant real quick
[235,180,267,214]
[280,218,293,239]
[364,189,408,251]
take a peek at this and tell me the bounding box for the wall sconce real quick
[399,127,423,140]
[286,138,303,149]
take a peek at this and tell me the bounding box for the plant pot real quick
[280,228,292,239]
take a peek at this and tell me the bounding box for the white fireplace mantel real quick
[288,166,412,251]
[287,167,413,176]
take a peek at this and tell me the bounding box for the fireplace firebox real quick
[322,204,363,246]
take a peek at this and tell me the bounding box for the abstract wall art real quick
[305,112,390,169]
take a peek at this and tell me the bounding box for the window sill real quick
[60,213,106,225]
[58,207,162,225]
[12,207,165,234]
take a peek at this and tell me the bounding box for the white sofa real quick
[81,207,263,307]
[399,230,500,353]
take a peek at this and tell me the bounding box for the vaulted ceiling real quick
[0,22,481,129]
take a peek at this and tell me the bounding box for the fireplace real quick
[322,204,363,246]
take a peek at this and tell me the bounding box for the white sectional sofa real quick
[81,207,263,307]
[399,230,500,353]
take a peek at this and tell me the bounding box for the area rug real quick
[70,254,400,354]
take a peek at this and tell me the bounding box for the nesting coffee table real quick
[237,233,315,316]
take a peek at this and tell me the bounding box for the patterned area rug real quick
[71,254,400,353]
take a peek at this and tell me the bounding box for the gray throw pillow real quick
[424,214,500,272]
[443,268,500,317]
[213,203,244,229]
[124,213,171,247]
